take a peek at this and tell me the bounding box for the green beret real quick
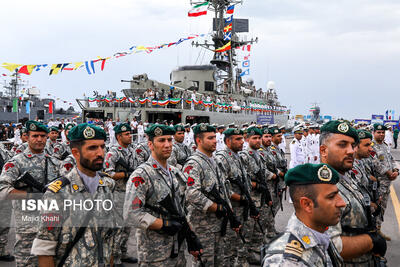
[223,128,244,137]
[50,126,59,132]
[262,127,270,135]
[357,129,372,140]
[65,123,74,131]
[285,163,340,186]
[114,123,131,134]
[193,123,216,135]
[320,120,359,143]
[174,124,185,132]
[373,123,387,131]
[246,127,262,137]
[145,124,176,138]
[21,127,28,134]
[68,123,106,141]
[25,120,49,133]
[269,127,281,135]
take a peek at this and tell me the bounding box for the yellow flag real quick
[74,62,84,70]
[2,63,22,72]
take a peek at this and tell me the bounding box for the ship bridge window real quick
[204,81,214,92]
[173,81,182,85]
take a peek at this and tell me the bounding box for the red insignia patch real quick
[249,151,253,154]
[105,162,110,168]
[370,151,376,157]
[352,169,358,175]
[136,149,142,154]
[192,145,197,151]
[15,149,22,154]
[187,177,195,186]
[27,154,32,158]
[54,147,59,153]
[4,163,14,171]
[228,152,232,156]
[106,153,112,160]
[132,177,145,187]
[64,163,73,171]
[272,151,276,155]
[184,166,193,174]
[260,152,264,156]
[132,197,142,210]
[152,164,158,169]
[118,146,122,150]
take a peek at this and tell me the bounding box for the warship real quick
[76,0,289,126]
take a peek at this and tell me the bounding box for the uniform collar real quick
[148,156,171,174]
[23,146,44,158]
[68,167,106,193]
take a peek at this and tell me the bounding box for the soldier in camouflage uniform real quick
[14,128,29,155]
[45,126,59,155]
[320,121,387,266]
[371,123,398,232]
[31,123,118,267]
[53,123,74,160]
[103,123,137,264]
[239,127,274,264]
[134,134,151,166]
[0,121,60,267]
[215,128,259,266]
[123,124,203,266]
[183,123,242,266]
[168,124,192,170]
[262,163,344,267]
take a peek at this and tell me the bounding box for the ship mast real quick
[3,70,20,98]
[191,0,257,95]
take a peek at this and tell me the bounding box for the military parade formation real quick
[0,118,398,267]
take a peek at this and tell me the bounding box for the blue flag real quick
[26,100,30,114]
[225,15,233,24]
[240,69,250,76]
[223,32,232,41]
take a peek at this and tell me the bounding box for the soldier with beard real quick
[168,124,192,170]
[321,120,387,266]
[45,127,59,155]
[31,123,118,267]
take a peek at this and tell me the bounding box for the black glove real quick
[239,195,248,207]
[249,204,260,218]
[255,183,267,193]
[368,231,387,256]
[186,230,203,252]
[161,219,183,236]
[228,213,242,229]
[215,204,227,219]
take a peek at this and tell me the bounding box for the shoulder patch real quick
[99,171,113,178]
[136,148,143,154]
[4,162,15,171]
[184,165,193,174]
[132,176,145,187]
[47,177,71,193]
[283,234,305,261]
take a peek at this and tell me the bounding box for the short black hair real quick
[194,132,205,146]
[69,140,86,151]
[319,132,334,146]
[289,184,319,209]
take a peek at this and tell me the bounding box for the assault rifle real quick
[15,171,46,193]
[116,158,134,179]
[59,151,69,161]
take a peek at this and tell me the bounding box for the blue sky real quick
[1,0,399,119]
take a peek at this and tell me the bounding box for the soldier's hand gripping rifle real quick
[59,150,70,161]
[145,195,204,266]
[207,185,245,243]
[15,171,47,193]
[116,158,134,180]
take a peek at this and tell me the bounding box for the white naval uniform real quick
[278,135,287,153]
[216,132,225,151]
[289,138,305,169]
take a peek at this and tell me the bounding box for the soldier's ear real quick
[299,196,314,213]
[319,145,327,160]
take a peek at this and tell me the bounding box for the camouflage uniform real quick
[134,142,151,166]
[215,148,250,266]
[371,139,397,220]
[0,147,60,267]
[183,151,232,266]
[45,139,57,155]
[104,144,136,262]
[240,148,275,259]
[327,172,375,266]
[59,154,77,177]
[53,141,71,160]
[168,141,192,170]
[0,146,11,258]
[14,142,28,155]
[262,213,343,267]
[123,156,187,266]
[31,167,118,266]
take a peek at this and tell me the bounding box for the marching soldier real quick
[215,128,259,266]
[262,163,345,267]
[183,123,242,266]
[320,120,387,266]
[134,134,151,166]
[168,124,192,170]
[289,126,305,168]
[123,124,203,266]
[31,123,118,266]
[53,123,74,160]
[45,126,59,155]
[103,123,137,265]
[0,121,60,267]
[14,128,29,155]
[239,127,274,264]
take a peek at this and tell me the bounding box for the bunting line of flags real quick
[1,34,206,76]
[239,45,251,77]
[215,4,235,52]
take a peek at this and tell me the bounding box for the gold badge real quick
[83,127,95,139]
[284,240,304,257]
[48,180,63,193]
[99,179,104,185]
[318,165,332,182]
[29,123,37,131]
[200,123,207,131]
[302,236,310,244]
[154,127,163,136]
[72,184,79,191]
[337,123,349,133]
[121,126,127,132]
[379,155,384,160]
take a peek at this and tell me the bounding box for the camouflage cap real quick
[49,126,59,132]
[68,123,106,141]
[65,123,75,131]
[174,124,185,132]
[193,123,216,134]
[373,123,387,131]
[246,127,262,137]
[114,123,131,134]
[145,124,175,138]
[357,129,372,140]
[25,120,49,133]
[320,120,359,143]
[285,163,340,186]
[223,128,244,137]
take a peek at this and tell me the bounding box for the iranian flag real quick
[188,2,208,17]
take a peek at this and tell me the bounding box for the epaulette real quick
[99,171,113,178]
[47,177,71,193]
[371,142,374,146]
[270,146,276,150]
[283,234,305,261]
